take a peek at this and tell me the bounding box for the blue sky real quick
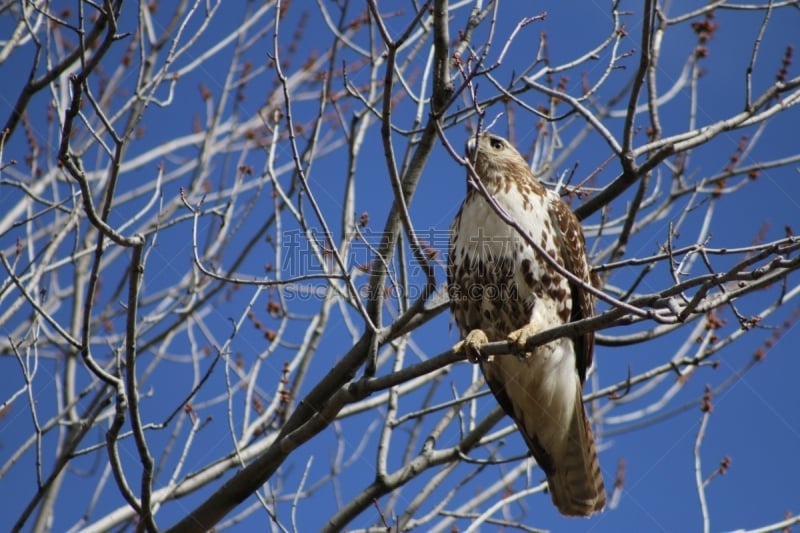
[1,2,799,532]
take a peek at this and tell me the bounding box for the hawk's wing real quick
[547,193,594,384]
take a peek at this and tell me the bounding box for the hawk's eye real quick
[490,138,504,150]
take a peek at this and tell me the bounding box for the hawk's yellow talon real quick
[454,329,490,363]
[507,323,541,354]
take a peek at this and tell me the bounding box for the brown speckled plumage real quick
[448,133,605,517]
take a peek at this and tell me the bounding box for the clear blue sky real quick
[1,2,799,532]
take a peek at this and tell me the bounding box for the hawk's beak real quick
[466,136,477,159]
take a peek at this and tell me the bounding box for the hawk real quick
[448,132,605,516]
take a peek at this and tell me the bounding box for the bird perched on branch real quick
[448,132,605,517]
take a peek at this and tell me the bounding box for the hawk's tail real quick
[546,394,606,517]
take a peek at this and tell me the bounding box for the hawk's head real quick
[465,132,532,189]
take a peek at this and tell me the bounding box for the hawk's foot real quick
[507,323,540,357]
[452,329,491,363]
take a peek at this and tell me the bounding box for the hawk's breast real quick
[448,187,572,341]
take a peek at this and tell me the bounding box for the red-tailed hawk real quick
[448,132,605,516]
